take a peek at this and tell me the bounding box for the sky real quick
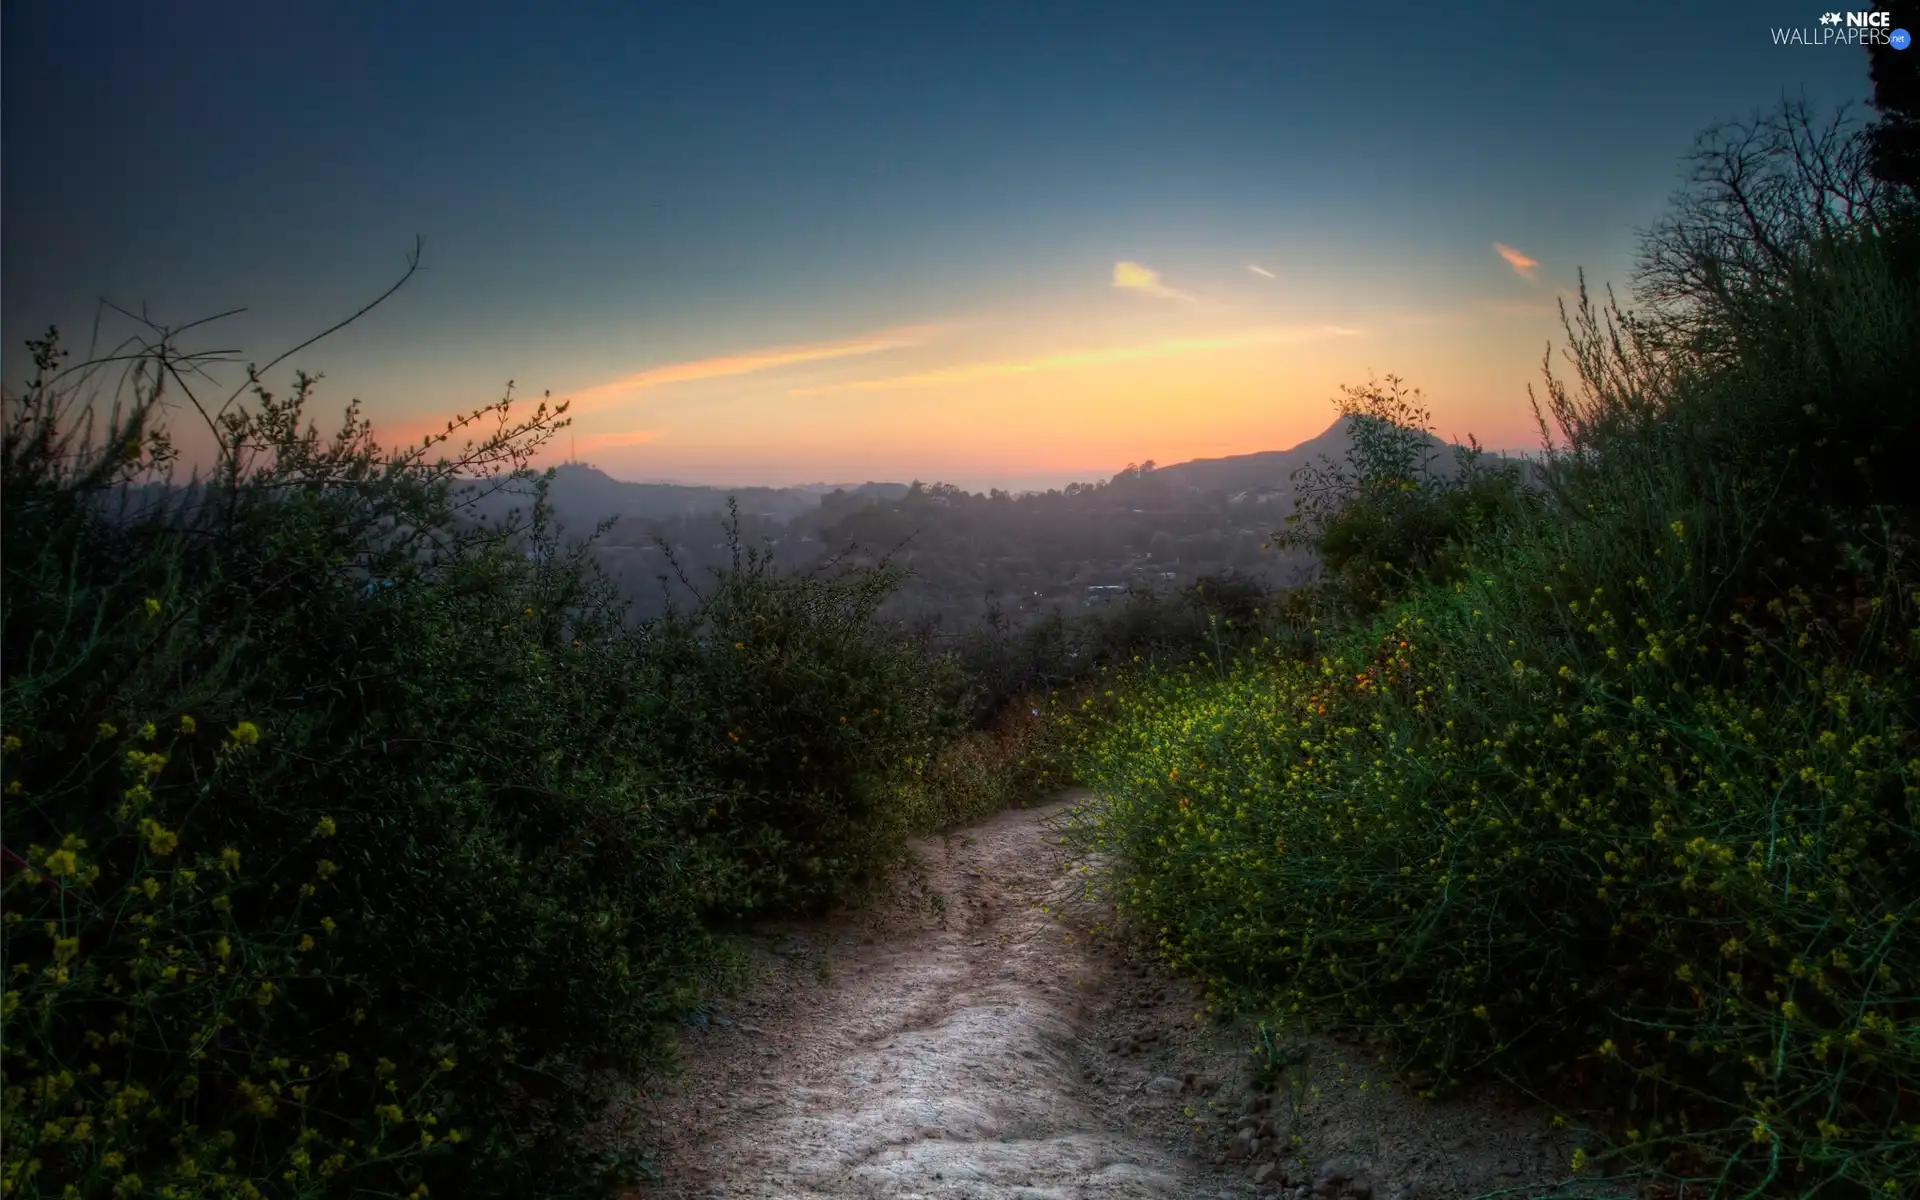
[1,1,1887,491]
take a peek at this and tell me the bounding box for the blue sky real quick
[1,1,1884,488]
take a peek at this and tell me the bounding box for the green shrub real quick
[902,691,1076,832]
[627,513,974,913]
[1073,568,1919,1195]
[0,339,745,1198]
[1068,104,1920,1197]
[1276,375,1535,618]
[951,569,1302,725]
[0,307,1047,1196]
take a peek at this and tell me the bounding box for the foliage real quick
[950,569,1304,726]
[632,510,971,913]
[1865,0,1920,193]
[0,318,1048,1197]
[1275,376,1535,617]
[902,695,1075,834]
[0,334,711,1198]
[1632,99,1916,370]
[1066,100,1920,1198]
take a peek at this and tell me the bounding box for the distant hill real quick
[1144,421,1360,496]
[1144,419,1532,499]
[458,417,1529,537]
[454,464,909,534]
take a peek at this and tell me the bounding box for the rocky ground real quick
[601,792,1643,1200]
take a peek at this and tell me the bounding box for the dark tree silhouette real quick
[1865,0,1920,190]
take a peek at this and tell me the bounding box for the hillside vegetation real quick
[1062,99,1920,1198]
[0,341,1080,1197]
[0,298,1313,1197]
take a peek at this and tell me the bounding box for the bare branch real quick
[217,235,425,421]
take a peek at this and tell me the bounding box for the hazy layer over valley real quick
[471,417,1526,627]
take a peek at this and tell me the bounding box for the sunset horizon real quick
[3,2,1879,490]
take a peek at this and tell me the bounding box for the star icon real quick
[1820,11,1842,24]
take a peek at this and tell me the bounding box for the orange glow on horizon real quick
[373,293,1560,487]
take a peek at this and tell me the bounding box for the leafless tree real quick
[1631,99,1893,360]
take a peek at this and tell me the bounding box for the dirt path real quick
[615,793,1623,1200]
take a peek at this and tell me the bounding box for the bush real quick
[0,320,1037,1197]
[0,337,738,1197]
[903,694,1075,833]
[630,512,973,913]
[1067,103,1920,1198]
[951,569,1303,724]
[1276,375,1536,618]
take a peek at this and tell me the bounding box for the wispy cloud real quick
[1493,242,1539,280]
[791,325,1361,396]
[376,324,936,450]
[1112,261,1198,303]
[567,323,939,411]
[1245,263,1276,279]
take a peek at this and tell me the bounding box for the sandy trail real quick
[620,793,1615,1200]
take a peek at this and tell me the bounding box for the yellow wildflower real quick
[138,819,179,856]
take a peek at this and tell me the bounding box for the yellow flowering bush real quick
[1067,120,1920,1198]
[1074,566,1917,1192]
[1,322,1061,1197]
[0,337,732,1197]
